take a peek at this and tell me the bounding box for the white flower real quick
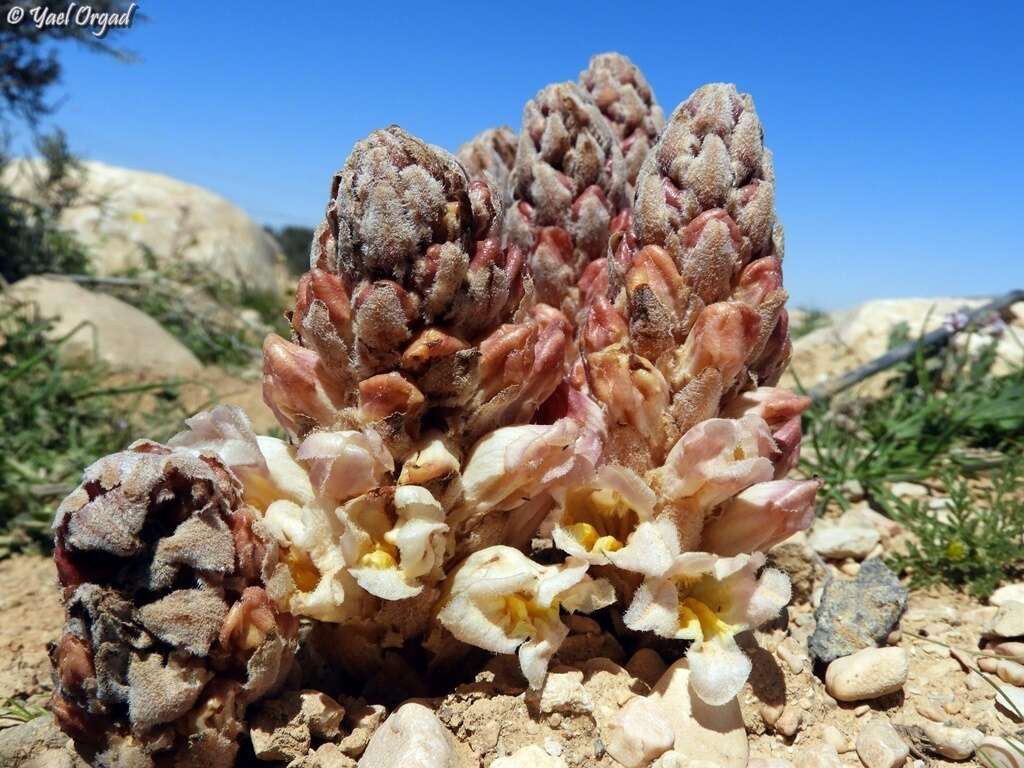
[338,486,448,600]
[623,551,790,705]
[551,465,681,576]
[437,546,614,687]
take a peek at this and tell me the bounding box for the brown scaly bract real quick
[505,82,627,316]
[49,438,298,767]
[456,126,517,202]
[584,82,797,484]
[265,125,572,456]
[579,52,664,194]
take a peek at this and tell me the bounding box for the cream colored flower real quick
[338,486,448,600]
[168,405,371,622]
[623,551,790,705]
[550,464,681,576]
[437,546,614,687]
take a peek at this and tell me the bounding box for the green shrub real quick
[882,459,1024,598]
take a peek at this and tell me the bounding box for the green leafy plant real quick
[0,697,47,728]
[0,131,92,283]
[882,459,1024,597]
[800,313,1024,598]
[800,324,1024,510]
[0,299,190,557]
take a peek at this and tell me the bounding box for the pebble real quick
[995,659,1024,685]
[839,560,861,576]
[774,705,803,738]
[978,736,1024,768]
[490,745,566,768]
[856,717,910,768]
[854,704,870,717]
[776,638,808,674]
[651,752,694,768]
[915,700,946,722]
[991,641,1024,660]
[996,684,1024,720]
[357,702,455,768]
[0,714,88,768]
[299,690,346,739]
[539,670,593,714]
[338,701,386,758]
[749,761,795,768]
[991,583,1024,607]
[841,478,865,500]
[311,743,358,768]
[794,744,841,768]
[625,648,667,687]
[603,695,675,768]
[768,539,828,603]
[760,702,784,727]
[808,525,880,560]
[918,722,983,760]
[985,601,1024,639]
[650,659,748,768]
[890,481,928,498]
[840,501,903,539]
[809,558,908,664]
[822,724,853,753]
[825,647,908,701]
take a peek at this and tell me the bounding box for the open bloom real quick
[623,552,790,705]
[338,485,448,600]
[551,464,681,576]
[169,405,395,622]
[437,546,614,687]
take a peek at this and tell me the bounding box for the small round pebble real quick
[856,717,909,768]
[825,647,908,702]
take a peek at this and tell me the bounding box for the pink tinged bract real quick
[296,429,395,506]
[700,479,820,556]
[658,414,777,509]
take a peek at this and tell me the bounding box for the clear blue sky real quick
[21,0,1023,309]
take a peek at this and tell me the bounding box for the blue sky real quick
[21,0,1023,309]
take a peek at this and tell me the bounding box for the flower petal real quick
[687,633,752,706]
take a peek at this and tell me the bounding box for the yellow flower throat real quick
[499,593,559,639]
[675,576,735,641]
[564,487,639,553]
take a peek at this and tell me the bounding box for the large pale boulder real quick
[784,297,1024,394]
[5,276,202,376]
[3,159,287,293]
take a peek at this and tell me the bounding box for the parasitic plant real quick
[49,59,817,765]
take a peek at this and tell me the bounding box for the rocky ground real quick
[2,479,1023,768]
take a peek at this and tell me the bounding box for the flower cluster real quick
[51,53,818,765]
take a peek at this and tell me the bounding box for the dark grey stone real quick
[808,558,908,665]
